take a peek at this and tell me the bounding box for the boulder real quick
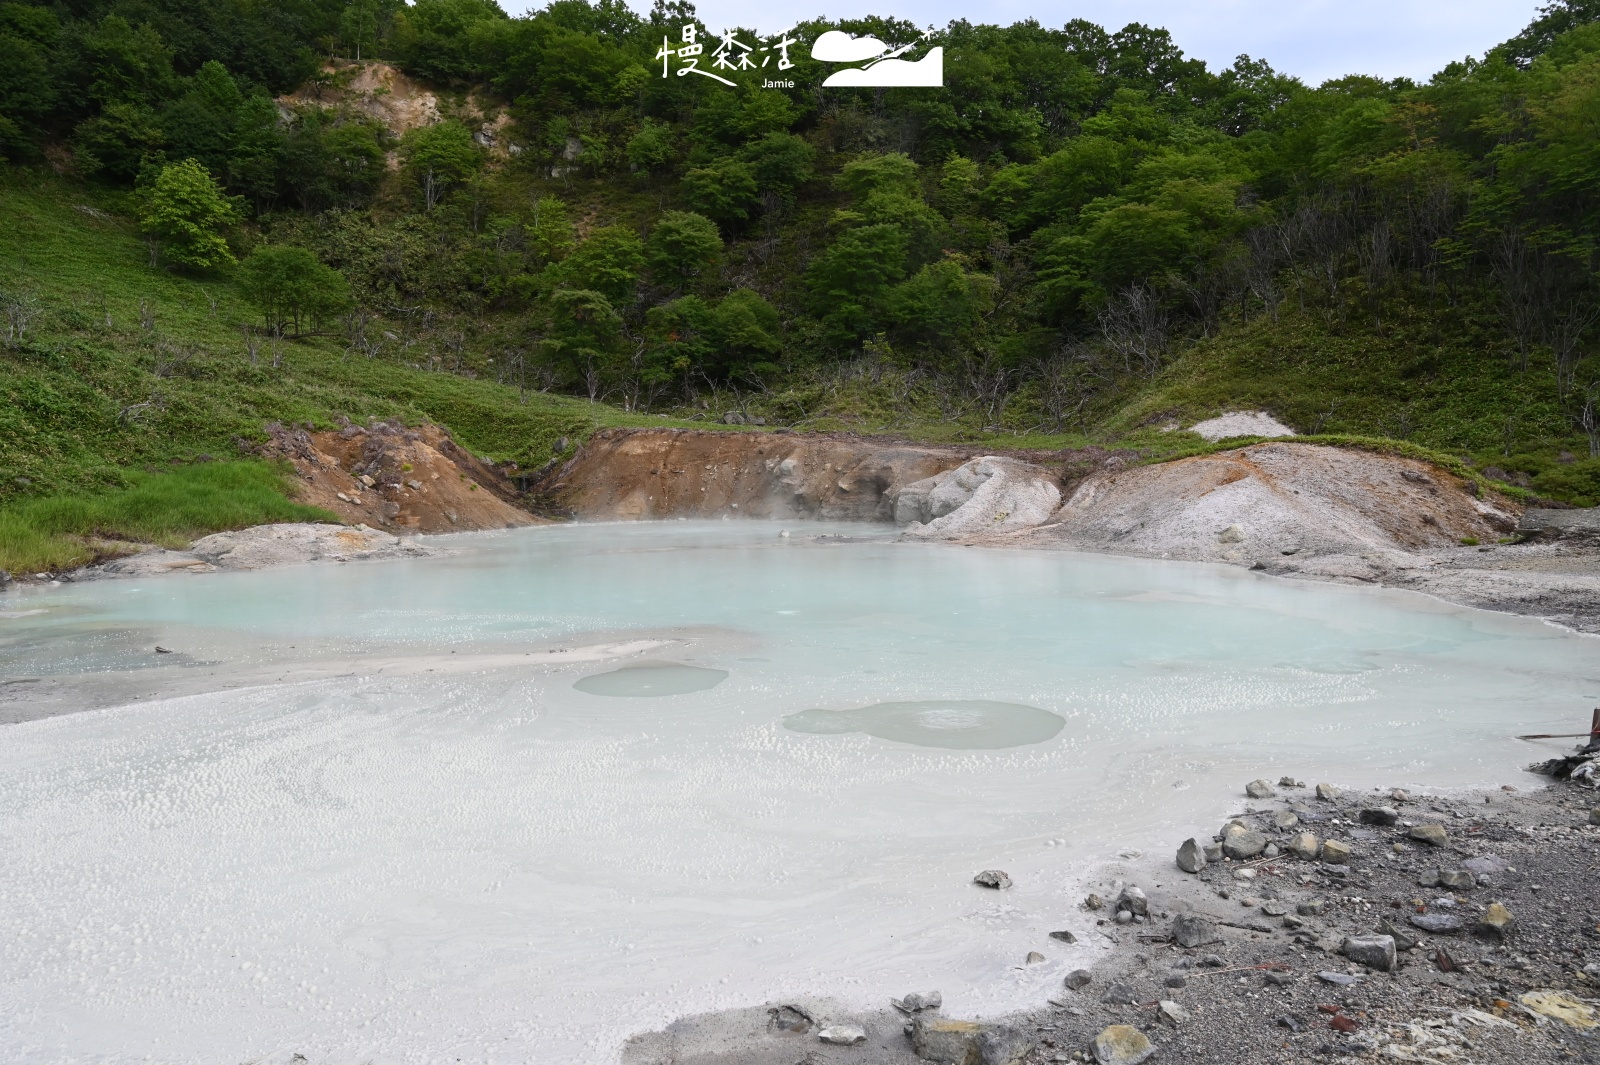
[1223,828,1268,860]
[1409,824,1449,847]
[973,869,1012,889]
[1049,930,1077,944]
[893,991,943,1013]
[1117,885,1149,917]
[1439,869,1477,890]
[1202,841,1223,863]
[1358,807,1399,826]
[1064,969,1092,990]
[911,1016,983,1064]
[1272,810,1301,830]
[1025,951,1046,965]
[1245,778,1276,798]
[1176,838,1207,874]
[1320,839,1352,864]
[1157,1000,1189,1026]
[1091,1025,1156,1065]
[1341,934,1397,972]
[1100,982,1138,1006]
[1171,914,1220,948]
[1315,783,1340,801]
[976,1026,1034,1065]
[1285,831,1321,860]
[1378,918,1420,952]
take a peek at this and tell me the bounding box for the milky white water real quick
[2,521,1598,1064]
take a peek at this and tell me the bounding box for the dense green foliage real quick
[2,0,1600,569]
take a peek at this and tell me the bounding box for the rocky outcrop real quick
[899,457,1062,538]
[82,522,435,578]
[256,420,541,534]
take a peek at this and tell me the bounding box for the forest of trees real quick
[1,0,1598,455]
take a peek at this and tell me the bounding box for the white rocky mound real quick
[85,523,435,579]
[893,456,1061,538]
[1186,411,1297,441]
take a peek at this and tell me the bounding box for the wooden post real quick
[1592,707,1600,740]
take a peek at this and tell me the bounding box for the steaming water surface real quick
[2,521,1598,1064]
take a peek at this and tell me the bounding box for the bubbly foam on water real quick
[2,521,1597,1064]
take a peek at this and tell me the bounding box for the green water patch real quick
[573,662,729,697]
[784,699,1066,750]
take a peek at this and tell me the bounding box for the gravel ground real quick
[630,766,1600,1065]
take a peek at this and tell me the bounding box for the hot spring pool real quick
[2,521,1597,1063]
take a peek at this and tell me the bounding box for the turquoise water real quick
[1,521,1596,1064]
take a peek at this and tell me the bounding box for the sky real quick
[504,0,1545,85]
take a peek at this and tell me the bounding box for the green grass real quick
[0,461,333,573]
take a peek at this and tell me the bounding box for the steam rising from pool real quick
[1,521,1598,1064]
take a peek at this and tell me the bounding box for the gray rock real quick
[1265,972,1296,987]
[1461,855,1508,878]
[1478,902,1515,939]
[1115,910,1133,925]
[1117,886,1148,917]
[893,990,942,1013]
[973,869,1012,889]
[1409,913,1465,935]
[1272,810,1301,830]
[1171,914,1220,948]
[1157,1000,1190,1026]
[1064,970,1092,990]
[1261,901,1287,916]
[1282,914,1305,930]
[1590,808,1600,827]
[1409,824,1449,847]
[1091,1025,1155,1065]
[1297,900,1328,916]
[1417,868,1442,888]
[1202,841,1223,863]
[1262,843,1280,858]
[1278,1015,1303,1032]
[1025,951,1046,965]
[1163,974,1187,988]
[1049,930,1077,943]
[1285,831,1321,860]
[818,1025,866,1045]
[1176,837,1207,874]
[1084,893,1104,910]
[1359,807,1399,826]
[976,1026,1034,1065]
[1316,971,1361,986]
[1246,778,1276,798]
[1315,783,1340,800]
[911,1016,983,1063]
[1321,839,1352,864]
[1341,933,1397,971]
[1200,954,1224,967]
[1223,828,1268,860]
[1439,869,1477,891]
[1278,776,1301,788]
[1100,982,1138,1006]
[768,1005,813,1032]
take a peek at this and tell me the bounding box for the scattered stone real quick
[1439,869,1477,890]
[1261,901,1286,917]
[1163,974,1187,989]
[1171,914,1220,948]
[974,870,1012,889]
[911,1016,983,1063]
[1200,954,1225,968]
[1116,886,1148,917]
[818,1025,866,1046]
[1265,972,1296,987]
[1026,951,1046,965]
[1317,971,1361,986]
[1272,810,1301,830]
[1321,840,1352,864]
[1202,841,1223,863]
[1115,910,1133,925]
[1519,991,1600,1030]
[1588,807,1600,826]
[1315,783,1340,801]
[893,991,943,1013]
[1409,824,1449,847]
[1157,1000,1190,1026]
[1100,982,1138,1006]
[1417,868,1441,888]
[1478,902,1515,940]
[1277,1015,1303,1032]
[1341,934,1397,971]
[1297,900,1328,917]
[1223,828,1268,860]
[1286,831,1321,860]
[1461,854,1507,878]
[1282,914,1305,930]
[1064,970,1093,990]
[1246,778,1276,798]
[1409,913,1465,935]
[1390,788,1411,802]
[1176,838,1207,874]
[1084,894,1104,911]
[1262,842,1280,858]
[1049,930,1077,943]
[1091,1025,1155,1065]
[768,1005,813,1032]
[1358,807,1399,826]
[1377,918,1420,952]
